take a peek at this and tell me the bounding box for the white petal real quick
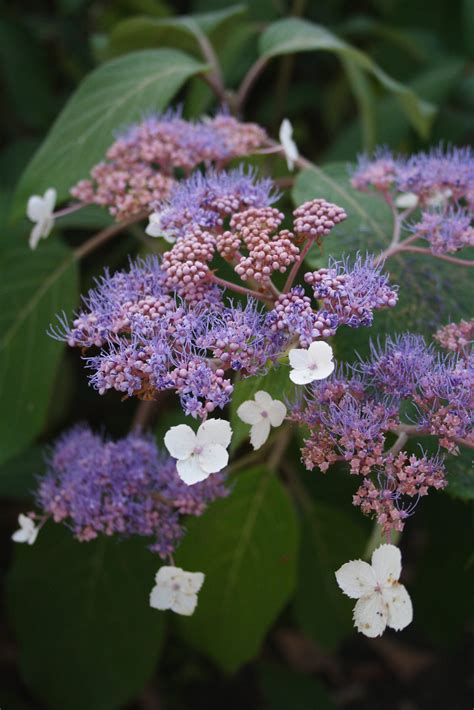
[371,544,402,586]
[27,195,45,222]
[395,192,418,209]
[29,222,43,250]
[384,583,413,631]
[307,360,335,380]
[308,341,334,367]
[279,118,299,171]
[197,418,232,448]
[177,455,209,485]
[155,565,182,584]
[335,559,377,599]
[12,529,30,543]
[164,424,196,460]
[250,419,271,450]
[198,443,229,474]
[42,215,55,238]
[237,400,263,425]
[289,367,318,385]
[171,592,198,616]
[288,348,310,370]
[149,583,174,610]
[145,221,163,237]
[44,188,57,213]
[353,592,388,637]
[27,526,39,545]
[268,399,287,427]
[253,390,274,410]
[182,571,205,595]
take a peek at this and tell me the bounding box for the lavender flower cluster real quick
[52,170,398,418]
[290,330,473,533]
[351,145,474,255]
[36,425,227,556]
[70,111,268,221]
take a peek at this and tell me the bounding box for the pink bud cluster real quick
[293,198,347,242]
[434,319,474,355]
[70,113,268,221]
[353,452,447,534]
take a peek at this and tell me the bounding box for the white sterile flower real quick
[145,211,176,243]
[150,566,205,616]
[237,390,287,450]
[26,188,56,250]
[426,188,452,208]
[335,544,413,638]
[164,418,232,485]
[12,514,39,545]
[395,192,419,209]
[279,118,299,171]
[289,341,335,385]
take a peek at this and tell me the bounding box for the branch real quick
[235,56,269,113]
[397,245,474,267]
[74,211,147,260]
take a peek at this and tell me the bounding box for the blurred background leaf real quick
[7,525,166,710]
[175,465,299,672]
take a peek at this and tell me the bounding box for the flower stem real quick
[74,211,148,260]
[282,238,314,293]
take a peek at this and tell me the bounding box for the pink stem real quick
[282,239,314,293]
[210,275,273,303]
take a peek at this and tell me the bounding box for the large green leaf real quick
[106,5,246,59]
[7,525,165,710]
[230,364,294,453]
[259,18,435,137]
[293,481,369,648]
[12,49,208,219]
[175,466,299,672]
[325,58,465,161]
[0,240,78,464]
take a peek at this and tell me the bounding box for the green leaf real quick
[105,5,246,58]
[0,446,43,499]
[12,49,208,219]
[293,485,368,648]
[175,466,299,672]
[411,493,474,645]
[7,525,165,710]
[259,18,435,137]
[325,58,465,161]
[230,365,294,452]
[444,446,474,501]
[259,662,336,710]
[0,241,78,464]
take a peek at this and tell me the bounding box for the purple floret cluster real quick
[52,171,397,418]
[70,111,268,221]
[36,425,227,557]
[289,331,473,533]
[351,145,474,256]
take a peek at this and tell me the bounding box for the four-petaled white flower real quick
[145,211,177,243]
[279,118,299,171]
[289,341,334,385]
[237,390,287,450]
[335,544,413,638]
[150,565,205,616]
[164,418,232,485]
[26,188,57,250]
[12,514,39,545]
